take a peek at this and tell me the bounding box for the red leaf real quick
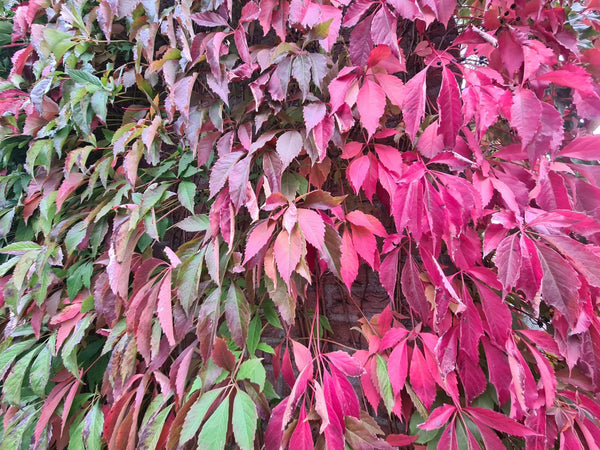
[289,405,312,450]
[56,172,85,213]
[276,130,303,169]
[410,346,436,410]
[325,351,364,377]
[525,342,556,408]
[264,398,289,450]
[536,243,581,326]
[350,224,378,269]
[401,67,427,141]
[386,434,418,447]
[228,156,252,211]
[273,226,303,284]
[466,407,537,437]
[34,381,73,446]
[380,248,399,300]
[387,340,408,396]
[212,337,236,371]
[510,88,542,154]
[357,78,386,137]
[537,65,594,93]
[347,154,370,195]
[401,256,430,321]
[437,66,462,147]
[494,233,522,293]
[418,404,456,431]
[157,270,176,346]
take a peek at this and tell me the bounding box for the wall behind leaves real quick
[1,0,600,448]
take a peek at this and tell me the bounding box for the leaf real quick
[401,256,429,321]
[292,55,312,101]
[237,358,267,391]
[209,151,245,198]
[232,390,257,450]
[559,135,600,160]
[157,270,175,346]
[418,404,456,431]
[83,401,104,450]
[244,220,276,264]
[510,88,542,152]
[213,337,236,371]
[466,407,537,437]
[536,243,581,326]
[387,340,408,397]
[325,351,364,377]
[179,388,225,445]
[340,228,359,290]
[273,226,303,284]
[346,211,387,236]
[304,103,327,132]
[289,405,313,450]
[437,66,462,147]
[264,398,289,450]
[178,181,196,213]
[297,208,325,251]
[29,344,51,396]
[276,130,303,169]
[197,396,230,450]
[409,346,436,410]
[225,283,250,348]
[3,345,39,405]
[357,78,386,137]
[401,67,427,141]
[494,233,522,293]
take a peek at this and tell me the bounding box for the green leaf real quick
[180,387,224,446]
[83,402,104,450]
[236,358,266,391]
[0,242,41,254]
[256,343,275,354]
[91,90,109,123]
[246,317,260,356]
[42,28,76,60]
[61,314,94,377]
[197,396,230,450]
[178,181,196,214]
[65,221,88,255]
[3,345,41,405]
[0,407,37,450]
[232,390,257,450]
[0,339,35,379]
[29,344,51,396]
[375,354,394,413]
[67,69,104,88]
[175,215,209,232]
[138,402,172,450]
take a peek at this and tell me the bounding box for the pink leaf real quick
[418,404,456,431]
[276,130,303,169]
[401,256,430,321]
[157,270,175,346]
[380,248,399,300]
[325,351,364,377]
[410,346,437,410]
[346,210,387,236]
[357,78,386,137]
[244,220,275,264]
[303,102,327,133]
[510,88,542,153]
[273,227,303,284]
[209,151,245,198]
[401,67,427,141]
[341,229,359,290]
[494,233,522,293]
[297,208,325,251]
[350,224,378,269]
[292,340,313,373]
[264,398,289,450]
[437,66,462,147]
[559,135,600,161]
[289,405,313,450]
[388,340,408,396]
[347,154,370,195]
[466,407,537,437]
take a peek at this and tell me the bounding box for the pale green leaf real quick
[236,358,266,392]
[232,390,257,450]
[29,344,51,396]
[196,397,230,450]
[180,387,224,446]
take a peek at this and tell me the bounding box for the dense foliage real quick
[1,0,600,448]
